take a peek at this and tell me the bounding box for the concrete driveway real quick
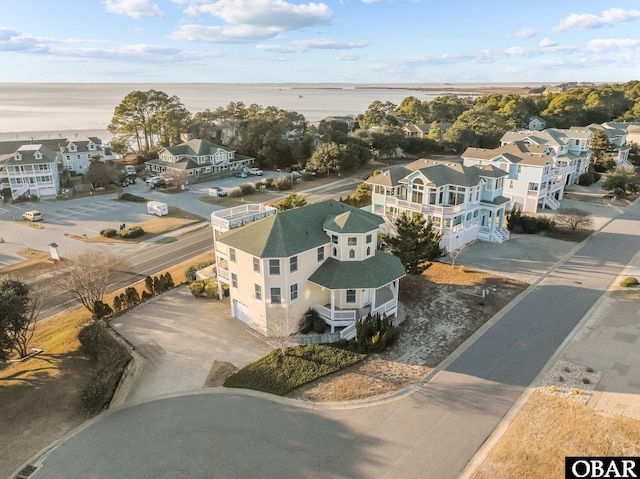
[110,286,271,404]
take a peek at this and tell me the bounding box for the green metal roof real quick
[308,251,405,289]
[218,199,383,258]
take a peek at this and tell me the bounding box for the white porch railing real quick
[340,323,357,341]
[314,303,356,327]
[371,298,397,318]
[385,196,465,216]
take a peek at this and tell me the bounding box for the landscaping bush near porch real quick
[224,344,365,396]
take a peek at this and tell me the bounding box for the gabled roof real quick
[365,167,411,187]
[218,200,383,258]
[8,144,58,165]
[160,138,234,157]
[308,251,405,289]
[463,142,551,167]
[403,158,506,187]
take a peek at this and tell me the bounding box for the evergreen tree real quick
[382,212,443,274]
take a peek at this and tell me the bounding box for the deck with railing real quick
[211,204,276,233]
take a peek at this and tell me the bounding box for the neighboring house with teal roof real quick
[366,158,511,251]
[211,200,405,339]
[146,138,254,181]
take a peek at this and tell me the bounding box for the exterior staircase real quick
[11,184,30,200]
[545,195,560,210]
[493,227,510,243]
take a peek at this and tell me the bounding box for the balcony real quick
[385,196,466,216]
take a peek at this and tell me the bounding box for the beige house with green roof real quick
[211,200,405,339]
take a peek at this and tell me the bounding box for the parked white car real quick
[248,167,263,176]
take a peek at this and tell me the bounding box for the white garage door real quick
[233,299,250,324]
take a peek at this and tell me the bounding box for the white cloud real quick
[104,0,164,19]
[257,38,368,53]
[512,27,536,39]
[586,38,640,53]
[336,52,363,61]
[170,24,281,43]
[539,38,557,48]
[553,7,640,33]
[184,0,332,30]
[0,28,49,54]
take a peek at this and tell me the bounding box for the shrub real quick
[119,193,146,202]
[163,272,175,288]
[620,276,639,287]
[189,278,218,298]
[271,176,292,191]
[78,323,131,413]
[578,172,595,186]
[189,280,205,297]
[125,287,140,306]
[145,276,155,295]
[185,259,215,283]
[112,296,122,313]
[558,376,565,382]
[224,344,365,395]
[239,182,256,195]
[563,366,571,372]
[203,279,219,299]
[582,378,591,385]
[119,226,145,238]
[93,300,113,320]
[229,186,243,198]
[586,367,594,373]
[100,228,118,238]
[141,290,153,301]
[153,276,162,293]
[355,313,399,352]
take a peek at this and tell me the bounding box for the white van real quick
[23,210,43,222]
[124,165,137,175]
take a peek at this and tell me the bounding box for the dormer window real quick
[14,153,22,161]
[34,152,42,159]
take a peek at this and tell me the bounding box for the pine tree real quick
[383,212,443,274]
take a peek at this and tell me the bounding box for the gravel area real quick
[538,359,603,405]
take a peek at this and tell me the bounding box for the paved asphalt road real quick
[21,200,640,478]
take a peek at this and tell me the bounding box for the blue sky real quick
[1,0,640,83]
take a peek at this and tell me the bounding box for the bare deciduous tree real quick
[554,208,594,232]
[57,251,129,320]
[267,305,297,356]
[161,169,189,189]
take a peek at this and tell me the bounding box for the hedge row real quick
[78,323,132,414]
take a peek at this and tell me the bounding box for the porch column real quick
[330,290,335,333]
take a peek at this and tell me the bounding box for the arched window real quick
[366,246,371,256]
[411,177,424,203]
[333,247,337,257]
[349,249,355,259]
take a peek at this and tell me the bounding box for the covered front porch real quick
[313,283,399,340]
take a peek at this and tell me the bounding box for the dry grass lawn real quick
[87,206,205,243]
[473,392,640,479]
[0,251,213,478]
[0,249,57,280]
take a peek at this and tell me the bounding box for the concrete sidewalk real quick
[559,248,640,419]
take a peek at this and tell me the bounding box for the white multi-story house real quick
[146,138,254,180]
[500,128,592,186]
[366,158,510,251]
[211,200,405,340]
[0,144,60,200]
[462,142,566,212]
